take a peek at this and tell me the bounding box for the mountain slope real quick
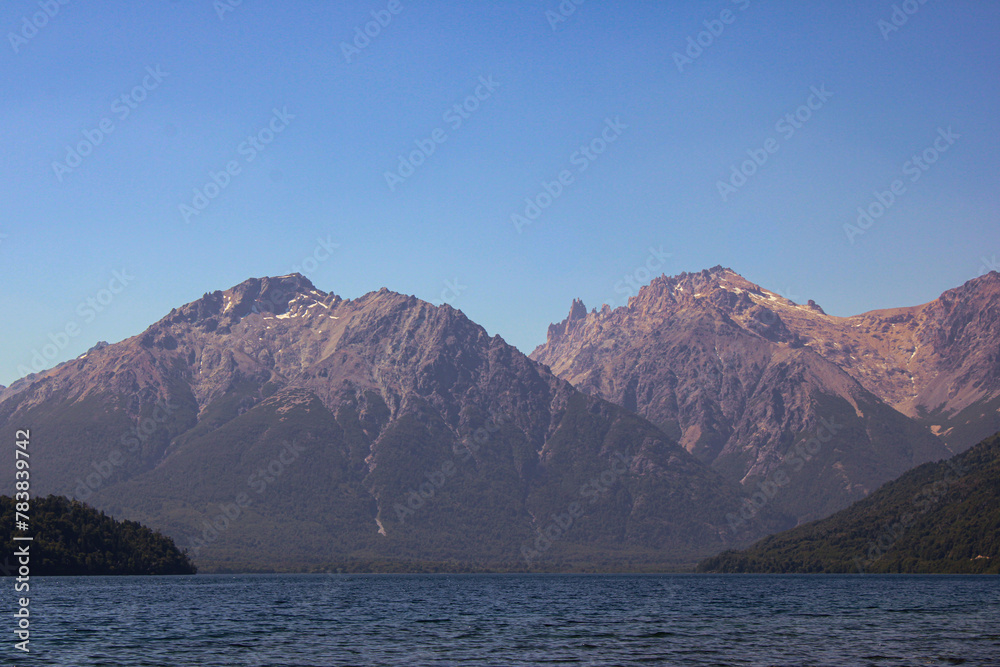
[696,431,1000,574]
[1,275,765,571]
[531,267,952,527]
[725,270,1000,452]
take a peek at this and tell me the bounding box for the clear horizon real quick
[2,0,998,386]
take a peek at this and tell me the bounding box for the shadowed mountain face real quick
[531,268,1000,526]
[1,275,769,571]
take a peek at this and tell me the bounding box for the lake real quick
[5,574,999,665]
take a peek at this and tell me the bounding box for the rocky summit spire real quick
[547,298,589,342]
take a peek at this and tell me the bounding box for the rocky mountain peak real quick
[599,266,808,322]
[651,266,786,305]
[940,270,1000,304]
[546,297,589,342]
[157,273,332,332]
[542,267,818,351]
[223,273,321,317]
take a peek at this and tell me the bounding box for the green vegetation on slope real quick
[697,432,1000,574]
[1,495,196,575]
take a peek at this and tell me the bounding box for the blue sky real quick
[2,0,998,385]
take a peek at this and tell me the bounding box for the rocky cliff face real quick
[1,275,766,571]
[532,267,998,525]
[814,272,1000,449]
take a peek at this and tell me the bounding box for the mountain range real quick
[2,268,997,571]
[532,267,1000,529]
[1,275,766,571]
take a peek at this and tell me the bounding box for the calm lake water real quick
[5,574,999,666]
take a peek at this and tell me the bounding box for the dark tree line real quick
[1,495,196,575]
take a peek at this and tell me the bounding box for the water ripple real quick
[1,574,997,666]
